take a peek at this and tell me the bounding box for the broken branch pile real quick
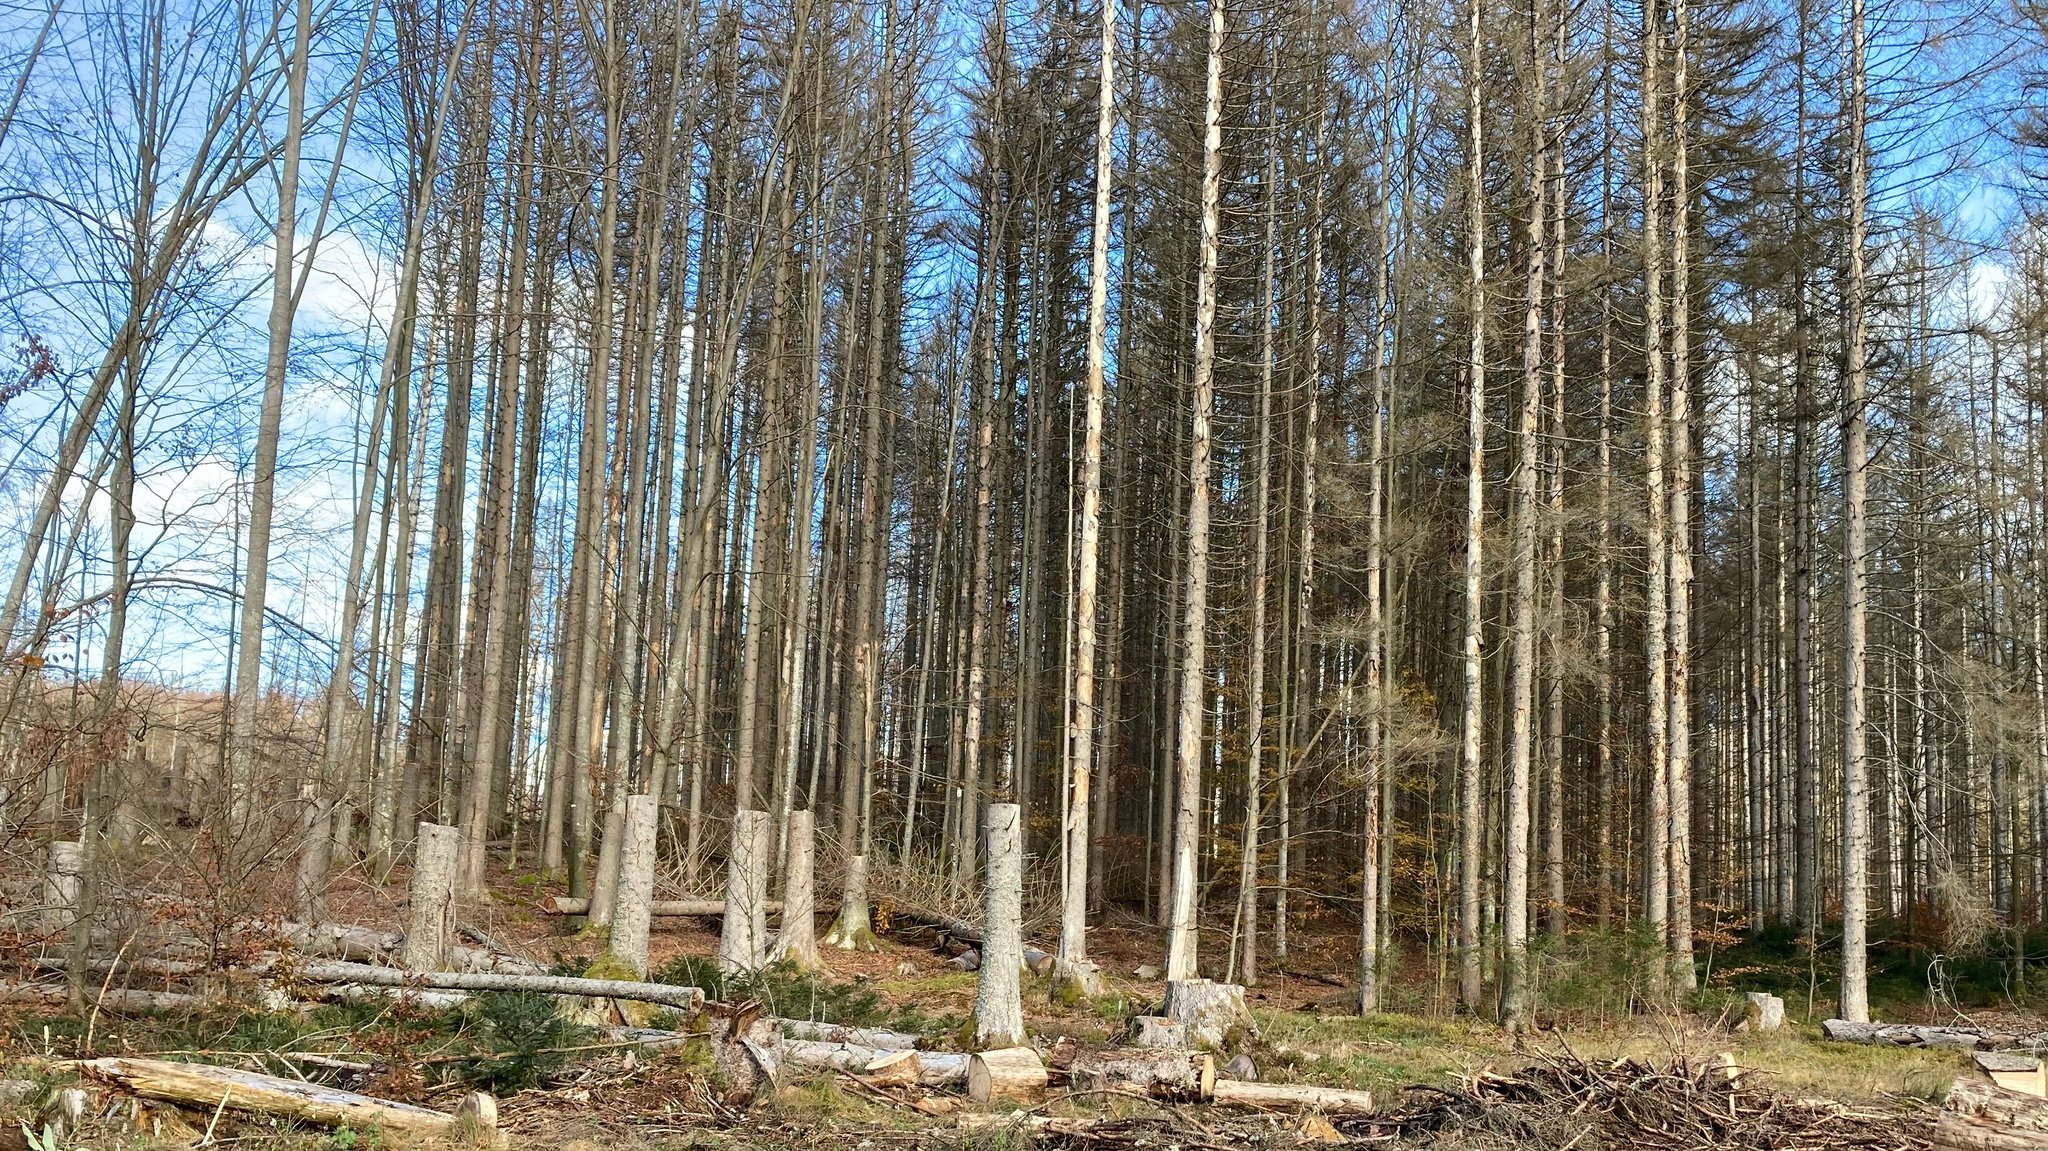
[1350,1050,1930,1150]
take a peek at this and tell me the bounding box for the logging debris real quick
[1346,1049,1931,1149]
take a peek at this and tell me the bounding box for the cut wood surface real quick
[75,1057,499,1146]
[858,1049,922,1088]
[968,1046,1048,1104]
[538,897,784,917]
[1211,1079,1375,1113]
[289,960,704,1009]
[1939,1077,2048,1150]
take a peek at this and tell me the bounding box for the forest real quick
[2,0,2047,1143]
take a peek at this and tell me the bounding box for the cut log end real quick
[968,1047,1048,1104]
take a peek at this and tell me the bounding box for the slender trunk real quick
[1164,0,1224,984]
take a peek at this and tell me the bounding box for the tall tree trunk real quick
[1839,0,1872,1023]
[1164,0,1224,984]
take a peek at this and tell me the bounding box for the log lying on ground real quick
[74,1057,500,1146]
[280,922,542,974]
[1937,1077,2048,1150]
[1211,1079,1375,1114]
[1822,1019,2043,1051]
[886,907,1054,973]
[969,1047,1048,1103]
[310,982,472,1010]
[538,896,785,918]
[784,1039,970,1087]
[0,980,206,1013]
[779,1018,922,1050]
[289,960,704,1010]
[1068,1048,1216,1101]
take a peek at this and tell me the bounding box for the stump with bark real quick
[972,803,1026,1048]
[774,810,821,968]
[43,841,82,934]
[719,809,772,973]
[824,852,880,951]
[402,823,459,971]
[1165,978,1255,1049]
[607,795,659,976]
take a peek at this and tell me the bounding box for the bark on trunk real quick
[402,822,459,971]
[973,803,1026,1047]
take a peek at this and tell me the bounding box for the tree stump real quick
[1744,991,1785,1032]
[968,1046,1048,1104]
[402,823,458,971]
[973,804,1026,1047]
[719,809,771,973]
[1165,978,1256,1049]
[42,841,82,934]
[607,795,659,976]
[1052,958,1105,1002]
[824,852,880,951]
[774,810,822,968]
[1130,1016,1189,1049]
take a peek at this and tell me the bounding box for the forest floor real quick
[0,860,2005,1149]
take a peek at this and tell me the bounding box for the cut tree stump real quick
[1939,1076,2048,1150]
[607,795,659,977]
[42,841,82,934]
[971,804,1026,1048]
[1211,1080,1375,1114]
[968,1047,1048,1104]
[719,809,772,973]
[1165,979,1256,1049]
[402,823,459,971]
[773,810,821,968]
[1068,1048,1216,1101]
[1130,1016,1190,1049]
[290,960,705,1009]
[1744,992,1785,1032]
[75,1058,500,1147]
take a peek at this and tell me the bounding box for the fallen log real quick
[1938,1077,2048,1150]
[289,960,705,1010]
[779,1018,922,1050]
[968,1047,1048,1104]
[1211,1080,1375,1114]
[783,1039,969,1087]
[74,1057,500,1147]
[280,922,542,974]
[1822,1019,2041,1051]
[538,896,783,917]
[1068,1048,1216,1101]
[0,980,207,1013]
[309,983,472,1010]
